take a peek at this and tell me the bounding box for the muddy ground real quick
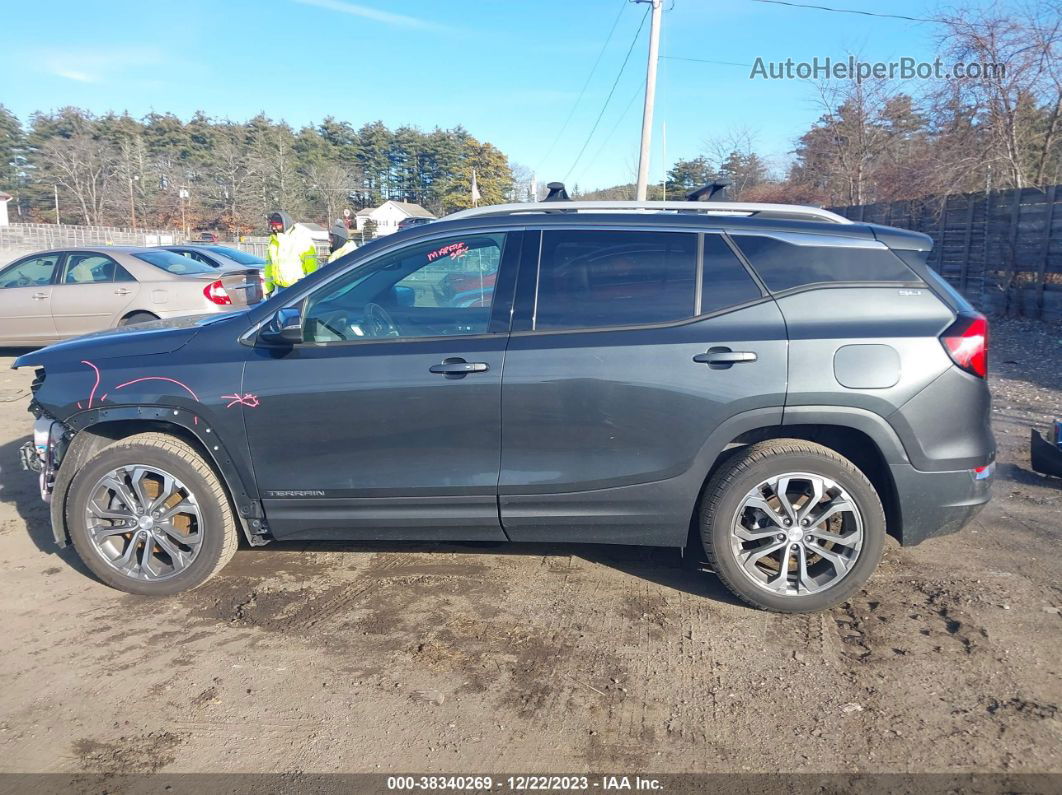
[0,317,1058,778]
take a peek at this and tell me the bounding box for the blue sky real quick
[0,0,1009,190]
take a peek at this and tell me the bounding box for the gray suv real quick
[16,200,993,612]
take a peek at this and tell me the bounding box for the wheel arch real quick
[51,410,263,548]
[686,408,906,555]
[118,309,160,326]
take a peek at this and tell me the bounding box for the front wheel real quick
[67,433,238,595]
[700,440,885,613]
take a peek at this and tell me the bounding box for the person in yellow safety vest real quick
[263,210,318,296]
[327,221,358,263]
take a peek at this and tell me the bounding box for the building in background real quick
[0,193,11,226]
[354,201,435,237]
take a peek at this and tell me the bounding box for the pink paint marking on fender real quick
[221,393,260,409]
[76,401,82,409]
[113,376,200,402]
[80,360,101,408]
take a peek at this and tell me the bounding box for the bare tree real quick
[937,1,1061,188]
[40,133,114,226]
[305,160,358,225]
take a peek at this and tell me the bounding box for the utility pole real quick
[53,184,60,225]
[635,0,663,201]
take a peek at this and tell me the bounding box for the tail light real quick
[203,280,232,306]
[940,312,988,377]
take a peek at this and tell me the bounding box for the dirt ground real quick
[0,317,1059,778]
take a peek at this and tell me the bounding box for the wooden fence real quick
[829,185,1062,322]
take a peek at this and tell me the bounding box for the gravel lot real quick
[0,318,1059,779]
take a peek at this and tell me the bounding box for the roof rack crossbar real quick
[444,200,851,225]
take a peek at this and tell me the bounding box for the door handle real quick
[693,348,758,367]
[114,288,131,296]
[429,358,489,376]
[31,292,48,301]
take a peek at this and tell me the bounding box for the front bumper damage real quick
[19,415,67,504]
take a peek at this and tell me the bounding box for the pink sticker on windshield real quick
[426,242,469,262]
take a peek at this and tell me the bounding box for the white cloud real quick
[42,46,164,84]
[293,0,455,32]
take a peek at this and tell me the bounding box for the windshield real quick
[133,250,215,275]
[205,246,265,266]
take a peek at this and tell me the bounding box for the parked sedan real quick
[161,245,266,270]
[0,247,262,346]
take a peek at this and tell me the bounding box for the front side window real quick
[62,254,118,284]
[0,254,61,288]
[302,233,505,343]
[534,229,697,330]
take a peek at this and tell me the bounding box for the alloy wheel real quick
[730,472,864,596]
[83,465,204,582]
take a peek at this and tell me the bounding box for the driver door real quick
[242,230,520,541]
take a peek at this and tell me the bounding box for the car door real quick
[50,252,141,337]
[0,252,63,344]
[499,228,788,547]
[242,229,521,541]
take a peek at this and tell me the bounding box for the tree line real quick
[0,108,515,233]
[583,2,1060,207]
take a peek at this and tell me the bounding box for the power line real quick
[659,55,753,67]
[536,0,629,173]
[571,82,644,186]
[563,5,651,182]
[749,0,936,24]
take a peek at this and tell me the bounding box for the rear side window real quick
[535,230,697,330]
[701,234,762,314]
[732,234,916,292]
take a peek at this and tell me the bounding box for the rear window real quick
[732,234,917,292]
[132,250,215,275]
[535,229,697,330]
[205,246,265,266]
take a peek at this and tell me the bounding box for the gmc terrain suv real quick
[16,199,994,612]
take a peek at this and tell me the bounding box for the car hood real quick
[12,311,249,369]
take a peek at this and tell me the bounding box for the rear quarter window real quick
[732,234,917,292]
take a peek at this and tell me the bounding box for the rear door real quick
[50,252,140,337]
[499,228,788,546]
[0,252,63,343]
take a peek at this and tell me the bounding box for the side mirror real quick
[259,306,303,345]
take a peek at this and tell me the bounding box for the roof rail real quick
[444,200,852,225]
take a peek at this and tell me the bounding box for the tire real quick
[67,432,238,595]
[119,311,159,326]
[699,439,885,613]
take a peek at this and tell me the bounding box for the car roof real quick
[379,208,932,252]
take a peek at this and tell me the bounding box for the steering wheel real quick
[363,302,401,337]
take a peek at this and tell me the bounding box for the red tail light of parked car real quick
[203,280,232,306]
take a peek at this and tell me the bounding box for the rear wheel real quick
[700,440,885,612]
[67,433,238,595]
[119,311,158,326]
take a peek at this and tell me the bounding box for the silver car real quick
[0,246,262,346]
